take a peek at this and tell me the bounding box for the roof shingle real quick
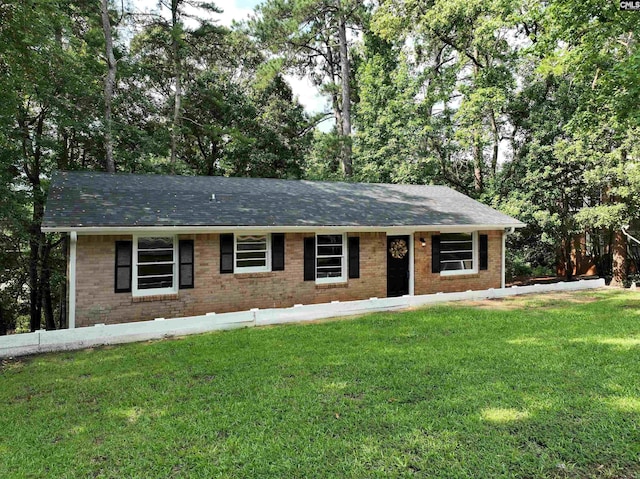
[42,171,524,230]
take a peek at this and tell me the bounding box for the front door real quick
[387,235,410,297]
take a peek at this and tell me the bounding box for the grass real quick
[1,290,640,478]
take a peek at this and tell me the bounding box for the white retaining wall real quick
[0,278,606,358]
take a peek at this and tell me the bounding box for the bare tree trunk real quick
[325,38,342,133]
[29,195,43,332]
[611,229,627,287]
[471,47,483,192]
[564,236,574,281]
[101,0,117,173]
[473,136,483,192]
[0,305,6,336]
[58,235,68,329]
[332,92,342,135]
[337,4,352,177]
[170,0,182,174]
[42,239,56,330]
[489,109,499,180]
[20,109,46,332]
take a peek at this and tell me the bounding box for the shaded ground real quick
[508,274,601,287]
[457,290,606,311]
[1,289,639,478]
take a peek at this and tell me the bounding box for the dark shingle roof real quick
[42,171,524,230]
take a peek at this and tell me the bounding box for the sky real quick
[133,0,328,120]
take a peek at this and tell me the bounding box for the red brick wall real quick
[74,230,503,327]
[413,230,503,295]
[74,232,387,327]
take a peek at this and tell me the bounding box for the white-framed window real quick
[440,232,478,275]
[132,236,178,296]
[235,234,271,273]
[316,233,346,283]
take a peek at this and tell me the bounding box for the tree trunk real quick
[101,0,117,173]
[24,111,46,333]
[473,135,483,192]
[42,240,56,330]
[170,0,182,175]
[610,229,627,287]
[489,109,499,180]
[336,5,352,177]
[332,91,342,136]
[29,201,43,332]
[58,236,68,329]
[564,236,574,281]
[0,305,7,336]
[471,47,483,192]
[325,38,342,135]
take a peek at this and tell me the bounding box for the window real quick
[133,236,177,295]
[235,234,271,273]
[316,234,346,283]
[440,232,477,275]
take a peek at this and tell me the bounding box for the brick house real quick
[42,171,524,328]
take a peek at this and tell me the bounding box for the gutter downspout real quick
[502,227,516,289]
[68,231,77,329]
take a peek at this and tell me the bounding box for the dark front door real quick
[387,235,410,297]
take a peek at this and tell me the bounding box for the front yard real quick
[1,290,639,478]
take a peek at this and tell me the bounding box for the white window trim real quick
[132,234,178,297]
[440,231,479,276]
[315,232,347,284]
[234,233,272,274]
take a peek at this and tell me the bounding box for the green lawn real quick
[1,290,640,478]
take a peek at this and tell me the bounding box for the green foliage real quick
[1,291,640,476]
[353,32,440,184]
[506,253,533,280]
[1,0,640,326]
[304,130,344,181]
[0,0,314,330]
[369,0,520,192]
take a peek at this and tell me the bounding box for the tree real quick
[0,0,108,330]
[134,0,224,173]
[535,0,640,285]
[252,0,366,176]
[132,15,312,178]
[371,0,519,194]
[100,0,118,172]
[353,31,441,185]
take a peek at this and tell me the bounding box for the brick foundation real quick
[73,230,503,327]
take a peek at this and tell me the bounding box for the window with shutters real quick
[235,234,271,273]
[440,232,478,275]
[316,234,346,283]
[133,236,177,296]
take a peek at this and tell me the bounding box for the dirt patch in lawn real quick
[456,292,602,311]
[0,356,25,374]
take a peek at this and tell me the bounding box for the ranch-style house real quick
[42,171,525,328]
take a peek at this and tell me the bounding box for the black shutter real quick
[272,233,285,271]
[220,234,234,274]
[348,236,360,279]
[115,240,132,293]
[431,235,441,273]
[303,237,315,281]
[179,239,194,289]
[479,234,488,270]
